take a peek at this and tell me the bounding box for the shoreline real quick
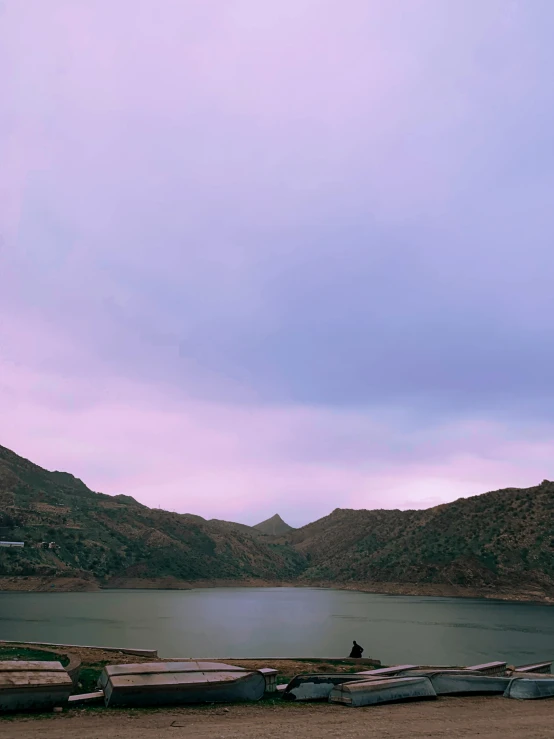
[1,576,553,604]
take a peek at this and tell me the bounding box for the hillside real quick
[1,443,553,601]
[285,480,554,593]
[254,514,294,536]
[207,519,265,537]
[0,444,304,585]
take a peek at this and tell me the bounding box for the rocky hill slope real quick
[1,443,553,600]
[254,514,294,536]
[285,481,554,593]
[0,444,304,585]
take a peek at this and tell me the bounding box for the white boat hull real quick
[329,677,436,707]
[504,678,554,700]
[429,674,512,695]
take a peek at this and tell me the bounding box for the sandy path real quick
[5,698,554,739]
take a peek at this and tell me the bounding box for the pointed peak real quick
[253,513,295,535]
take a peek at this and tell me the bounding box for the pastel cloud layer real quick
[1,0,553,525]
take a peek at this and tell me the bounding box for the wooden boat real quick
[0,661,73,713]
[281,674,375,701]
[504,677,554,700]
[329,676,436,707]
[99,661,266,707]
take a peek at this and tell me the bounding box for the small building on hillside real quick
[0,541,25,547]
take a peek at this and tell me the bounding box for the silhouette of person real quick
[349,640,364,658]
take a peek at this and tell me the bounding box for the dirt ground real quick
[4,698,554,739]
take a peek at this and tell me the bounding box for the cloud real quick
[1,344,551,526]
[1,0,554,523]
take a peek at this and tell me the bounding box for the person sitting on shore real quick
[349,640,364,658]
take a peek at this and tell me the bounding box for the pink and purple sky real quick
[1,1,553,526]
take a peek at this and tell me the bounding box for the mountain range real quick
[1,443,553,601]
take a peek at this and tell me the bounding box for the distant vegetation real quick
[289,483,554,591]
[0,444,304,583]
[1,443,553,597]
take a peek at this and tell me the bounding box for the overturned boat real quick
[0,661,73,713]
[400,668,511,695]
[511,662,552,675]
[504,676,554,700]
[356,665,419,678]
[329,676,436,707]
[281,673,373,701]
[466,661,507,676]
[425,672,511,695]
[99,660,266,707]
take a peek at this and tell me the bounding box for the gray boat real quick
[100,660,266,707]
[427,673,511,695]
[511,662,551,675]
[466,661,507,676]
[329,676,437,707]
[281,673,374,701]
[504,677,554,700]
[0,660,73,713]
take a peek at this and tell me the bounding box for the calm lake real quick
[1,587,552,665]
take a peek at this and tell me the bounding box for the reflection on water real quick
[0,587,552,665]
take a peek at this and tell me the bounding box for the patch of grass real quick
[76,664,104,693]
[296,659,351,665]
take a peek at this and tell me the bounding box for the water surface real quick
[1,587,552,665]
